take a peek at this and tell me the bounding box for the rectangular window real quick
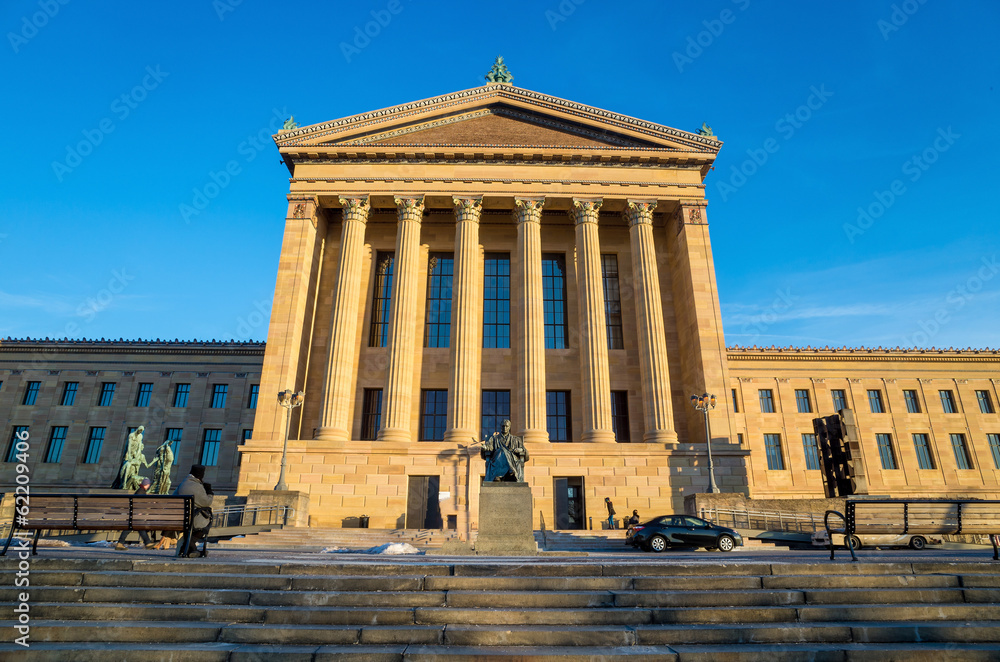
[61,382,78,406]
[480,390,511,441]
[22,381,41,406]
[831,389,847,412]
[732,389,739,413]
[759,389,775,413]
[802,433,821,470]
[988,434,1000,469]
[360,389,383,441]
[940,390,957,414]
[238,429,252,467]
[601,254,624,350]
[904,390,921,414]
[795,389,812,413]
[546,391,572,442]
[166,428,183,466]
[5,427,29,463]
[243,429,253,442]
[913,433,935,470]
[210,384,228,409]
[876,433,898,470]
[951,433,973,470]
[976,390,995,414]
[248,384,259,409]
[173,383,190,408]
[135,383,153,407]
[611,391,630,443]
[542,254,568,349]
[83,427,106,464]
[97,382,116,407]
[483,253,511,349]
[369,251,395,347]
[425,253,454,348]
[419,390,448,441]
[200,429,221,466]
[867,389,884,413]
[45,426,68,463]
[764,434,784,470]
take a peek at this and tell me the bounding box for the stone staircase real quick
[216,527,465,550]
[3,555,1000,659]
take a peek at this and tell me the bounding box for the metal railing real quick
[700,506,822,533]
[211,505,292,529]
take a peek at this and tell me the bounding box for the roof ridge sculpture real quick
[726,344,998,355]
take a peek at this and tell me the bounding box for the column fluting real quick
[514,197,548,444]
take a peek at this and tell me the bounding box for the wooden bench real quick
[1,494,194,557]
[825,498,1000,561]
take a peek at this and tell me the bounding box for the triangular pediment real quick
[275,84,720,156]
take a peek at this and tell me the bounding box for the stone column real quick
[444,197,484,444]
[316,196,371,442]
[625,200,677,443]
[514,198,548,444]
[377,196,425,443]
[572,199,616,443]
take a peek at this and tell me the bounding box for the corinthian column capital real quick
[338,195,370,222]
[394,196,425,221]
[625,200,658,227]
[513,197,545,224]
[571,198,603,225]
[452,196,483,223]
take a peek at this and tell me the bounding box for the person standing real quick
[175,465,214,557]
[114,478,155,550]
[605,497,617,530]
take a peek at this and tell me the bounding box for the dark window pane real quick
[61,382,78,406]
[759,390,775,413]
[764,434,784,470]
[802,434,820,470]
[989,434,1000,469]
[832,390,847,411]
[166,428,183,465]
[5,427,30,463]
[211,384,228,409]
[913,433,935,470]
[483,254,511,349]
[732,389,739,413]
[45,426,67,463]
[546,391,571,442]
[611,391,630,442]
[867,390,884,414]
[419,390,448,441]
[951,433,973,470]
[98,383,116,407]
[248,384,259,409]
[940,390,957,414]
[601,254,623,350]
[135,383,153,407]
[22,381,41,406]
[361,389,383,441]
[173,384,190,408]
[542,255,567,349]
[369,252,395,347]
[84,427,106,464]
[977,390,995,414]
[201,429,221,466]
[795,389,811,414]
[876,433,897,470]
[480,390,511,440]
[904,390,921,413]
[425,253,454,348]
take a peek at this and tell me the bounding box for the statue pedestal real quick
[474,482,538,556]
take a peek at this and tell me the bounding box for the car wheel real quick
[649,535,667,553]
[909,536,927,550]
[849,535,862,550]
[717,535,735,552]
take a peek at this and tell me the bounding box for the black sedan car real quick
[626,514,744,552]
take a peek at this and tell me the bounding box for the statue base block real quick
[474,482,538,556]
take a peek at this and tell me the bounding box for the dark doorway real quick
[553,477,586,530]
[406,475,442,529]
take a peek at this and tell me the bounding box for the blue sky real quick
[2,1,998,350]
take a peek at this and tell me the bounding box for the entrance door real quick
[406,475,442,529]
[553,477,586,530]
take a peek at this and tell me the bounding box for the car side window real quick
[684,516,705,527]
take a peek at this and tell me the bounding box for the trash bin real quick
[359,515,369,529]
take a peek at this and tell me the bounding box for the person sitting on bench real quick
[175,465,214,557]
[114,478,156,550]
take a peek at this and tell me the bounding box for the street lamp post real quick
[274,389,305,491]
[690,392,721,494]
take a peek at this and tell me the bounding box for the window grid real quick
[61,382,78,406]
[22,381,40,406]
[238,429,252,467]
[989,434,1000,470]
[201,429,221,466]
[5,427,29,463]
[83,427,105,464]
[45,426,67,463]
[483,253,511,349]
[419,390,448,441]
[248,384,259,409]
[876,433,898,470]
[904,390,921,414]
[542,255,568,349]
[368,252,395,347]
[764,434,784,470]
[795,389,812,414]
[546,391,571,442]
[601,254,624,350]
[135,383,153,407]
[867,390,885,414]
[210,384,228,409]
[759,389,775,413]
[480,390,511,441]
[360,389,383,441]
[166,428,183,466]
[425,253,454,348]
[831,389,847,412]
[913,433,935,470]
[802,433,821,470]
[611,391,630,443]
[951,433,973,470]
[976,390,995,414]
[732,389,739,413]
[940,390,957,414]
[98,382,116,407]
[173,384,190,408]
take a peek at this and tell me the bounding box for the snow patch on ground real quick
[321,542,424,555]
